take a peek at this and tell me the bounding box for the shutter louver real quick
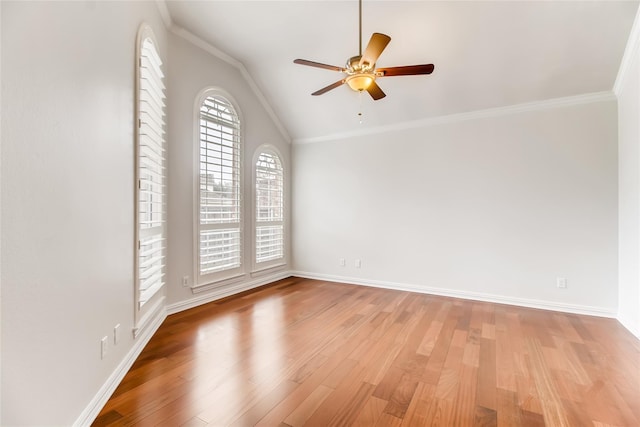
[137,36,166,307]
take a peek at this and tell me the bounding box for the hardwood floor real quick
[93,277,640,426]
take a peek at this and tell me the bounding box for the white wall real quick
[293,100,619,315]
[1,3,4,423]
[1,1,167,425]
[165,32,291,311]
[617,24,640,338]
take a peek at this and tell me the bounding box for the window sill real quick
[191,273,246,294]
[251,263,287,278]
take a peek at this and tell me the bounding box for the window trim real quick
[251,145,287,273]
[193,88,245,289]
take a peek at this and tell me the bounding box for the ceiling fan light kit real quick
[346,73,374,92]
[294,0,434,101]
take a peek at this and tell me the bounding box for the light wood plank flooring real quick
[93,277,640,426]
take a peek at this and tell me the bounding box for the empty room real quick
[2,0,640,425]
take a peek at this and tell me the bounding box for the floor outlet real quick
[101,336,108,359]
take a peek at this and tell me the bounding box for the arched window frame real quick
[193,88,244,287]
[252,146,286,272]
[134,24,166,333]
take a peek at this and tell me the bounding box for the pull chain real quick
[358,90,364,124]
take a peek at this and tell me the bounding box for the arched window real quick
[197,93,242,283]
[255,150,284,264]
[136,26,166,312]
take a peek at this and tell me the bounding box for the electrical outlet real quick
[182,275,189,287]
[101,336,108,359]
[114,324,121,345]
[339,258,346,267]
[557,277,567,289]
[355,259,361,268]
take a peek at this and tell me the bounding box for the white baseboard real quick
[290,271,617,318]
[617,313,640,339]
[166,270,292,315]
[133,296,166,339]
[73,303,167,427]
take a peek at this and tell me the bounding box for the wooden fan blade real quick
[366,80,386,100]
[294,59,345,72]
[312,79,347,96]
[376,64,435,77]
[359,33,391,67]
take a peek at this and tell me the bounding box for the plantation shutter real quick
[198,96,242,277]
[255,152,284,263]
[137,37,166,307]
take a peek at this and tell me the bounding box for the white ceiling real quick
[164,1,638,142]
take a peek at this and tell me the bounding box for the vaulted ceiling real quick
[164,1,638,143]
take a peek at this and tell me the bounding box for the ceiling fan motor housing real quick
[347,55,373,74]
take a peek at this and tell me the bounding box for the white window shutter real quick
[198,96,242,277]
[137,37,166,307]
[255,152,284,263]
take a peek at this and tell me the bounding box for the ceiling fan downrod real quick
[359,0,362,56]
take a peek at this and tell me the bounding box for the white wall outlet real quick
[557,277,567,289]
[101,336,108,359]
[114,324,121,345]
[355,259,361,268]
[339,258,346,267]
[182,275,189,287]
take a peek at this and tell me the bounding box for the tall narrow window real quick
[197,94,242,282]
[255,151,284,264]
[136,30,166,308]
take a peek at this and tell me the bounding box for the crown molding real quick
[293,91,616,145]
[155,1,291,144]
[614,4,640,96]
[155,0,173,29]
[170,25,242,69]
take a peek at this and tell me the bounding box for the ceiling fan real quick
[293,0,435,100]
